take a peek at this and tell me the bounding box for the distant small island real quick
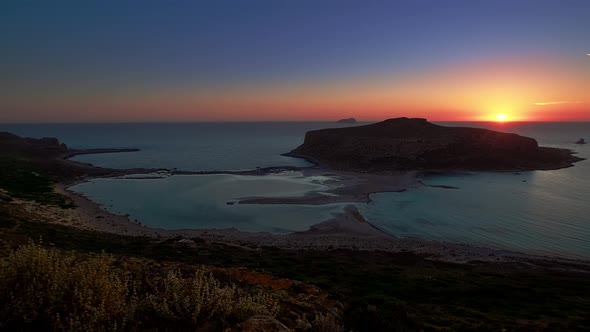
[286,117,584,172]
[336,117,357,124]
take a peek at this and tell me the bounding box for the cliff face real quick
[287,118,582,171]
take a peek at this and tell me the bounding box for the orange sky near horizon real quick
[2,56,589,123]
[3,2,590,123]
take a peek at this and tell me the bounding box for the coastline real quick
[3,137,587,266]
[55,168,588,265]
[21,184,590,267]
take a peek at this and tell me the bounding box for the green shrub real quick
[142,269,279,325]
[0,242,279,330]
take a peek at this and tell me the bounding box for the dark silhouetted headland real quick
[286,117,584,172]
[0,132,144,183]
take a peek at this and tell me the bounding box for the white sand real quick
[2,182,578,267]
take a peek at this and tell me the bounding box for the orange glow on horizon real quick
[1,56,588,122]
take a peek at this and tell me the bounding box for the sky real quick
[1,0,589,122]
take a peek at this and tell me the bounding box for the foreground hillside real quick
[2,203,589,331]
[0,242,339,331]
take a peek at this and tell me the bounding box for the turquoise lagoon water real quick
[361,168,590,259]
[1,122,589,258]
[71,172,347,233]
[359,122,590,258]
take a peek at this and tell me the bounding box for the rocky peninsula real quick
[0,131,144,184]
[286,117,584,172]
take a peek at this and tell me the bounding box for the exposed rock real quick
[576,138,586,144]
[286,117,584,172]
[336,117,357,124]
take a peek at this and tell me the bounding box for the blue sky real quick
[1,0,589,121]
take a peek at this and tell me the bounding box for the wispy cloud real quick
[533,101,583,106]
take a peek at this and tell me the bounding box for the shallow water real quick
[361,169,590,259]
[71,172,347,233]
[2,121,590,258]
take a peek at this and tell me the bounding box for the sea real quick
[1,121,589,259]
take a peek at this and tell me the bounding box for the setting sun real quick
[495,114,507,122]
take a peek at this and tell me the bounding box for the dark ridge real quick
[0,132,144,183]
[286,118,584,172]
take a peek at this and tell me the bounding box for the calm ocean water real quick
[1,122,589,259]
[0,122,350,170]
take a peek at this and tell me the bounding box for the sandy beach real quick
[1,176,576,267]
[238,169,421,205]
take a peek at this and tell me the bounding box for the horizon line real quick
[2,119,590,125]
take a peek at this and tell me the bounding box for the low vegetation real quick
[1,215,589,331]
[0,155,73,208]
[0,242,281,331]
